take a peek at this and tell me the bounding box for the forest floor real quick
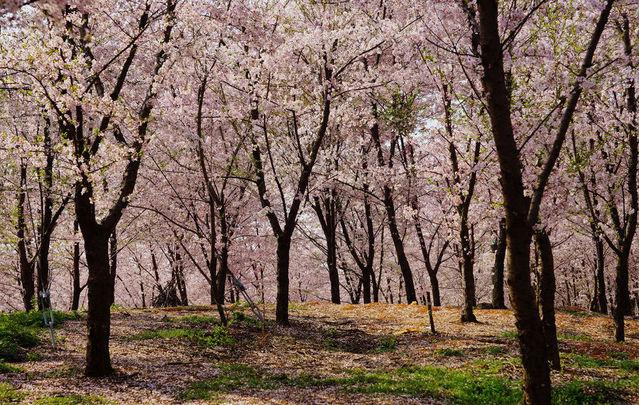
[1,302,638,404]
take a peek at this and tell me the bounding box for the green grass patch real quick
[374,336,398,353]
[183,364,521,404]
[565,353,639,372]
[322,327,339,350]
[183,362,639,404]
[230,311,263,327]
[483,345,508,355]
[558,331,592,342]
[553,380,626,405]
[0,361,21,373]
[27,352,43,362]
[469,358,520,375]
[329,366,521,405]
[131,325,234,347]
[0,310,80,362]
[182,364,288,400]
[500,330,518,340]
[436,347,465,357]
[560,308,593,318]
[33,394,112,404]
[0,382,25,402]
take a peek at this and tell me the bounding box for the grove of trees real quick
[0,1,637,404]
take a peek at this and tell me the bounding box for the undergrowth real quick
[183,362,638,404]
[0,310,79,362]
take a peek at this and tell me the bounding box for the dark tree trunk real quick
[83,230,113,377]
[36,121,56,311]
[175,250,188,306]
[592,239,607,313]
[535,229,560,370]
[17,162,35,311]
[250,85,331,325]
[442,82,480,322]
[363,195,375,304]
[428,272,441,307]
[216,204,231,306]
[71,221,82,311]
[276,234,292,325]
[614,251,630,342]
[217,244,228,306]
[327,232,340,304]
[313,194,341,304]
[459,221,477,322]
[475,0,612,401]
[613,12,637,342]
[383,187,416,303]
[369,120,416,303]
[36,233,52,310]
[476,1,550,402]
[492,218,507,309]
[374,226,384,303]
[339,194,374,304]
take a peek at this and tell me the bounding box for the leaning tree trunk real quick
[476,0,552,401]
[384,188,417,303]
[492,218,507,309]
[535,229,560,370]
[614,250,630,342]
[475,0,613,399]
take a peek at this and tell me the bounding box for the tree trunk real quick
[427,271,441,307]
[613,12,637,341]
[492,218,507,309]
[506,220,551,404]
[217,245,228,305]
[36,233,52,310]
[383,187,416,303]
[614,251,630,342]
[276,234,292,325]
[17,162,35,311]
[37,122,55,311]
[83,230,113,377]
[314,195,341,304]
[476,0,552,401]
[71,222,82,311]
[327,231,340,304]
[535,229,560,370]
[460,221,477,322]
[209,250,218,306]
[592,238,607,313]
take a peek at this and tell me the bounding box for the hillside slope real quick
[1,303,638,404]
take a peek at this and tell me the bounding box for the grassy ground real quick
[0,303,637,404]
